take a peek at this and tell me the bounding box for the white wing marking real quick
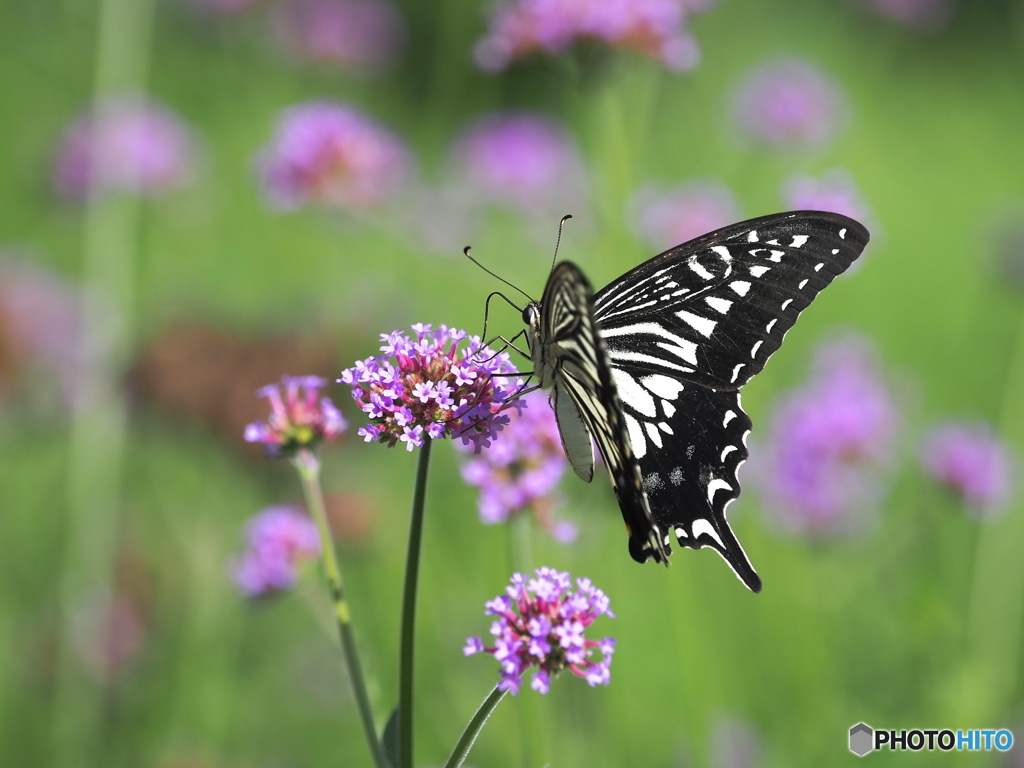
[641,374,684,400]
[611,369,656,417]
[624,413,647,459]
[688,259,714,280]
[676,309,716,338]
[729,280,751,296]
[644,421,663,449]
[705,296,733,314]
[692,518,724,548]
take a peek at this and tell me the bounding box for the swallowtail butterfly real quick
[523,211,869,592]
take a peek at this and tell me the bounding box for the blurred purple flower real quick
[244,375,347,457]
[988,209,1024,287]
[340,324,524,452]
[0,256,86,409]
[709,717,761,768]
[862,0,953,32]
[394,181,483,255]
[451,112,586,218]
[474,0,711,73]
[456,391,576,541]
[257,101,413,211]
[272,0,405,72]
[632,179,739,251]
[464,567,616,695]
[783,168,873,224]
[190,0,263,14]
[731,58,847,149]
[233,505,322,597]
[753,334,898,536]
[922,421,1013,515]
[71,588,147,680]
[53,96,197,199]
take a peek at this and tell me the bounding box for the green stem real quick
[294,449,387,768]
[958,301,1024,721]
[443,685,507,768]
[399,438,434,768]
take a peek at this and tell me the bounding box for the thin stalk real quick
[399,438,434,768]
[50,0,154,763]
[294,449,387,768]
[961,303,1024,720]
[443,685,507,768]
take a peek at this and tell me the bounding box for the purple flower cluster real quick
[451,112,586,218]
[233,506,322,597]
[340,324,524,452]
[272,0,405,72]
[632,179,739,250]
[922,421,1013,514]
[731,59,847,149]
[53,96,197,199]
[244,375,347,456]
[257,101,412,211]
[863,0,953,32]
[463,567,616,695]
[474,0,711,73]
[754,335,898,536]
[457,391,576,542]
[0,256,86,409]
[783,169,873,226]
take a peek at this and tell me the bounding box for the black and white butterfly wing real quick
[593,211,870,591]
[530,262,669,562]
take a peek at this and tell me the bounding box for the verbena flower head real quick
[451,112,586,218]
[922,421,1013,515]
[257,100,413,211]
[244,375,347,457]
[731,58,847,149]
[463,567,616,695]
[53,96,197,199]
[232,506,322,597]
[340,324,523,452]
[862,0,953,32]
[474,0,710,73]
[457,391,576,541]
[753,334,898,536]
[632,179,740,251]
[272,0,405,72]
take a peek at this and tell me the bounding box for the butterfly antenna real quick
[549,214,573,275]
[463,246,535,303]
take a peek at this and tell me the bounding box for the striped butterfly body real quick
[524,211,870,592]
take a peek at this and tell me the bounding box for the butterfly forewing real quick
[595,211,869,390]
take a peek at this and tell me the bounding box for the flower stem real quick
[399,437,433,768]
[443,685,507,768]
[294,449,387,768]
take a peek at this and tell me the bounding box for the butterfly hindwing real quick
[611,367,760,590]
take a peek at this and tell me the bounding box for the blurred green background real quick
[2,0,1024,766]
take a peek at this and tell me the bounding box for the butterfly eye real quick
[522,305,535,324]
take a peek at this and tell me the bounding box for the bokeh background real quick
[3,0,1024,765]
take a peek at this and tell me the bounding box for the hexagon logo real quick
[849,722,874,756]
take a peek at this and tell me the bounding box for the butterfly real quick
[522,211,869,592]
